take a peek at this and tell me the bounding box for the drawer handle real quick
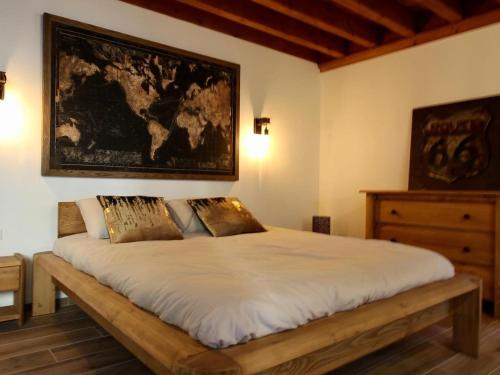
[463,246,471,253]
[390,238,397,243]
[390,209,398,215]
[463,213,471,220]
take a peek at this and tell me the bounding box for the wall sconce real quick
[254,117,270,135]
[0,72,6,100]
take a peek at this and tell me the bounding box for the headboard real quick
[58,202,86,238]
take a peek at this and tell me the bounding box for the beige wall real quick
[0,0,321,304]
[319,23,500,238]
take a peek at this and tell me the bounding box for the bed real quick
[32,202,482,375]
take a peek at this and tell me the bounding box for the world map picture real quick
[42,14,239,180]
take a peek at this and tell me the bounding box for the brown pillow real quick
[187,197,266,237]
[97,196,183,244]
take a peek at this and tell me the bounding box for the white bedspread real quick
[53,227,454,348]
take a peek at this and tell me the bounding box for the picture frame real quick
[409,95,500,190]
[42,14,240,181]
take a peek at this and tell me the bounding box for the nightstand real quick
[0,254,25,325]
[312,216,331,234]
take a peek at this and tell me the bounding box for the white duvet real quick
[53,227,454,348]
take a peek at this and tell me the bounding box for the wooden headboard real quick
[58,202,86,238]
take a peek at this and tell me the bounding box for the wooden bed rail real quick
[32,252,481,375]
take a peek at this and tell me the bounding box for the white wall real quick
[0,0,321,304]
[319,23,500,238]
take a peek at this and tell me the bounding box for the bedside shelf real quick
[0,305,20,322]
[0,254,25,325]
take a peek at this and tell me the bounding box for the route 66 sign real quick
[422,108,490,183]
[410,95,500,190]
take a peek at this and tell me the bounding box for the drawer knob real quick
[390,209,398,215]
[463,213,471,220]
[390,238,397,243]
[463,246,471,253]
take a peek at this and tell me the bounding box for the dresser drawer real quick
[453,263,493,301]
[377,200,494,231]
[378,225,494,266]
[0,267,19,292]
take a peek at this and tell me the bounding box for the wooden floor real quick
[0,305,497,375]
[0,304,152,374]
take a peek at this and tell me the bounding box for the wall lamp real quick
[0,72,6,100]
[254,117,270,135]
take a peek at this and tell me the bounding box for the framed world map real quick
[42,14,239,180]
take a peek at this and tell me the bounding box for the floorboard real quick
[0,305,496,374]
[426,321,500,375]
[0,350,56,374]
[16,347,134,375]
[51,336,122,361]
[331,314,500,375]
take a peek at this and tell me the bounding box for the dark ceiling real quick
[121,0,500,71]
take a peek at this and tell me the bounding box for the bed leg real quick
[452,282,481,358]
[32,253,56,316]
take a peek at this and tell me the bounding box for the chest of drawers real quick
[363,190,500,318]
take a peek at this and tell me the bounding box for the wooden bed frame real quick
[32,202,482,375]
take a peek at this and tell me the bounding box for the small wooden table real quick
[0,254,25,325]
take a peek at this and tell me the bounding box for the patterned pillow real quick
[97,196,183,244]
[187,197,266,237]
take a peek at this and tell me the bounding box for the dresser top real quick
[361,190,500,197]
[0,255,22,268]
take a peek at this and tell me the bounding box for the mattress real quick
[53,227,454,348]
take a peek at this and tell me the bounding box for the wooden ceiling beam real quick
[412,0,462,22]
[331,0,415,37]
[320,8,500,72]
[120,0,328,63]
[173,0,346,58]
[250,0,378,48]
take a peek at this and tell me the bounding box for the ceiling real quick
[121,0,500,72]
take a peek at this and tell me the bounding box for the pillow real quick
[166,199,208,234]
[187,197,266,237]
[97,196,183,244]
[76,198,109,239]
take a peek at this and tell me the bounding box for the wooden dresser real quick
[363,190,500,318]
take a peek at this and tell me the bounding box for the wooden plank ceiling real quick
[121,0,500,72]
